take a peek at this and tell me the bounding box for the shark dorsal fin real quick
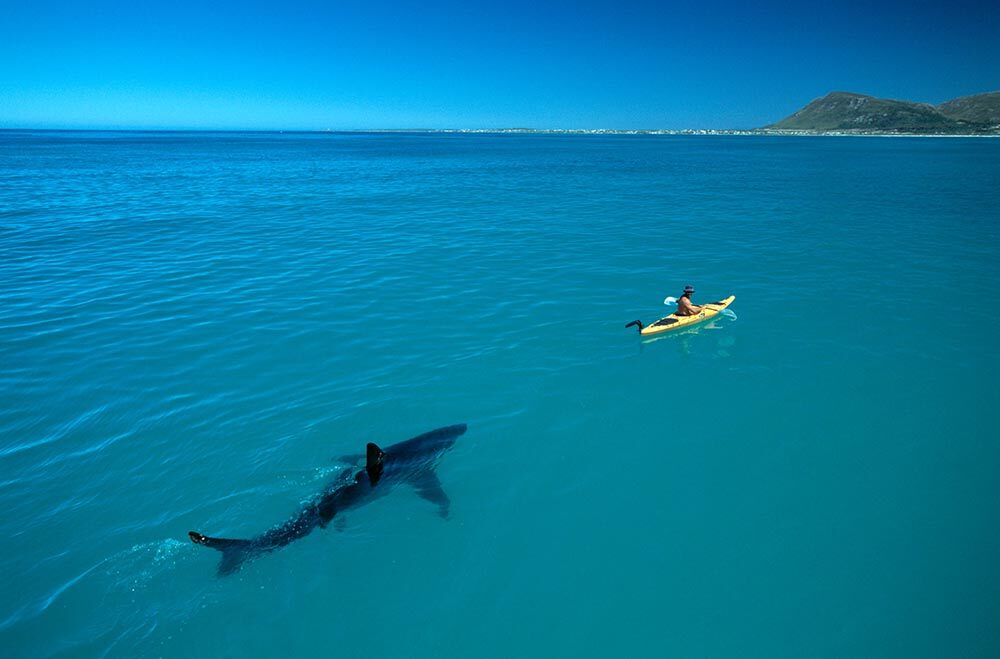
[366,442,386,486]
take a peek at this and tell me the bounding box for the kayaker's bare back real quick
[675,285,702,317]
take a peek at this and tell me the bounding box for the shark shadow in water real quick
[188,423,467,575]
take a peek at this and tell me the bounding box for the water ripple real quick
[1,132,998,657]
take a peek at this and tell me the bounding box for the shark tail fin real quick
[188,531,255,575]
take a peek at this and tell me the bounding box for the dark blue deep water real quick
[1,131,998,657]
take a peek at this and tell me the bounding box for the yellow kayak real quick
[626,295,735,336]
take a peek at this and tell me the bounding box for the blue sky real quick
[1,0,997,129]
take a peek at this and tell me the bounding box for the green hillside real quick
[937,92,1000,126]
[766,91,1000,134]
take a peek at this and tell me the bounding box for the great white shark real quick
[188,423,467,575]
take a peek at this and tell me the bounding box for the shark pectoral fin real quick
[366,442,386,486]
[411,471,451,519]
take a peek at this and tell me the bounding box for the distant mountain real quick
[937,92,1000,125]
[765,91,1000,134]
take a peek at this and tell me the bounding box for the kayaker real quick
[675,285,703,316]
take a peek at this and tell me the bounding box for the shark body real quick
[188,423,467,575]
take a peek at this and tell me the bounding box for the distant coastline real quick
[370,90,999,136]
[371,91,1000,137]
[2,127,997,137]
[4,90,998,136]
[358,128,998,137]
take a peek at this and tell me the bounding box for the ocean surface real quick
[1,131,998,658]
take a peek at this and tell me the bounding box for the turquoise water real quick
[1,131,998,657]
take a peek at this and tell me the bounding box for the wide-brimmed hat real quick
[683,285,695,294]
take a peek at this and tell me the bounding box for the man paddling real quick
[675,285,703,316]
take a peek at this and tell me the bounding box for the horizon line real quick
[2,127,997,138]
[0,126,754,133]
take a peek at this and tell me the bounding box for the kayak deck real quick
[640,295,736,336]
